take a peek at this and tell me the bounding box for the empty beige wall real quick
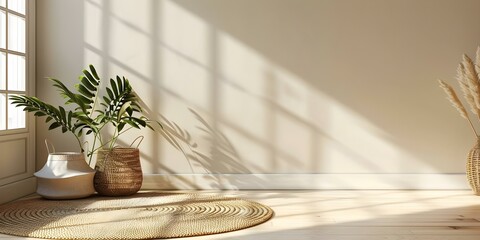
[36,0,480,188]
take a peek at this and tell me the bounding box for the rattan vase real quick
[93,148,142,196]
[467,139,480,195]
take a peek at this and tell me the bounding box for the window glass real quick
[0,11,5,49]
[7,13,25,53]
[0,52,5,90]
[0,94,5,130]
[1,0,28,132]
[7,54,25,91]
[7,0,25,15]
[7,94,24,129]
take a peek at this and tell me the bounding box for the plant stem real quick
[88,134,98,165]
[74,135,84,153]
[467,115,479,138]
[109,128,118,149]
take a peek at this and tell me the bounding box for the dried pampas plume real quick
[462,54,480,109]
[439,79,478,137]
[439,80,468,119]
[439,47,480,138]
[456,63,480,117]
[476,46,480,77]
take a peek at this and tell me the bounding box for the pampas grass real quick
[462,54,480,109]
[439,47,480,138]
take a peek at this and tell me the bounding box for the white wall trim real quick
[0,177,36,204]
[142,173,469,190]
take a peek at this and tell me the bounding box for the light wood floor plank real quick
[1,190,480,239]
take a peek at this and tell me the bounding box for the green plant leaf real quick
[117,101,131,121]
[67,111,72,128]
[80,76,96,91]
[131,117,146,127]
[116,76,123,92]
[82,69,96,85]
[59,106,66,122]
[76,94,92,105]
[23,106,37,112]
[126,107,133,116]
[79,84,95,98]
[48,122,61,130]
[89,64,100,80]
[124,120,140,129]
[106,88,114,100]
[110,78,118,96]
[117,122,126,132]
[50,78,77,100]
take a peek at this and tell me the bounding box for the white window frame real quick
[0,0,32,136]
[0,0,35,204]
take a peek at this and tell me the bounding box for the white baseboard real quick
[142,173,469,190]
[0,177,36,204]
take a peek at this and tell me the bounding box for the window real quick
[0,0,27,131]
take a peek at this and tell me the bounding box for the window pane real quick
[7,54,25,91]
[0,11,5,49]
[0,52,5,90]
[7,94,24,129]
[0,94,5,130]
[7,13,25,53]
[7,0,25,15]
[0,0,5,7]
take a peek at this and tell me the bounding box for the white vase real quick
[34,152,95,199]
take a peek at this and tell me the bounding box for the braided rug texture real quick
[0,192,273,239]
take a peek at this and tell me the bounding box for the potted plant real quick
[10,65,159,197]
[438,47,480,195]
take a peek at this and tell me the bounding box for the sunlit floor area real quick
[1,190,480,240]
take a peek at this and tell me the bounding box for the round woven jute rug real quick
[0,192,273,239]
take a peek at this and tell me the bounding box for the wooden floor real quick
[2,190,480,239]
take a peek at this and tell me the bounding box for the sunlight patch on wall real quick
[84,0,102,50]
[110,0,151,34]
[108,18,151,76]
[161,0,210,66]
[274,112,312,170]
[218,32,268,97]
[219,81,269,142]
[214,28,433,173]
[81,0,437,177]
[161,50,211,110]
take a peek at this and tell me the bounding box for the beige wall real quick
[36,0,480,188]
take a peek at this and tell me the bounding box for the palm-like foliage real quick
[9,65,158,164]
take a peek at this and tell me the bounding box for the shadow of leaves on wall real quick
[138,98,266,189]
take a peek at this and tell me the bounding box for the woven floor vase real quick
[94,148,142,196]
[467,140,480,195]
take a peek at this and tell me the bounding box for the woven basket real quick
[94,148,142,196]
[467,140,480,195]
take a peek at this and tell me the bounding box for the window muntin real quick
[0,11,5,49]
[7,0,25,15]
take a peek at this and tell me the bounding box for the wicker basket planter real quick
[467,140,480,195]
[94,148,142,196]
